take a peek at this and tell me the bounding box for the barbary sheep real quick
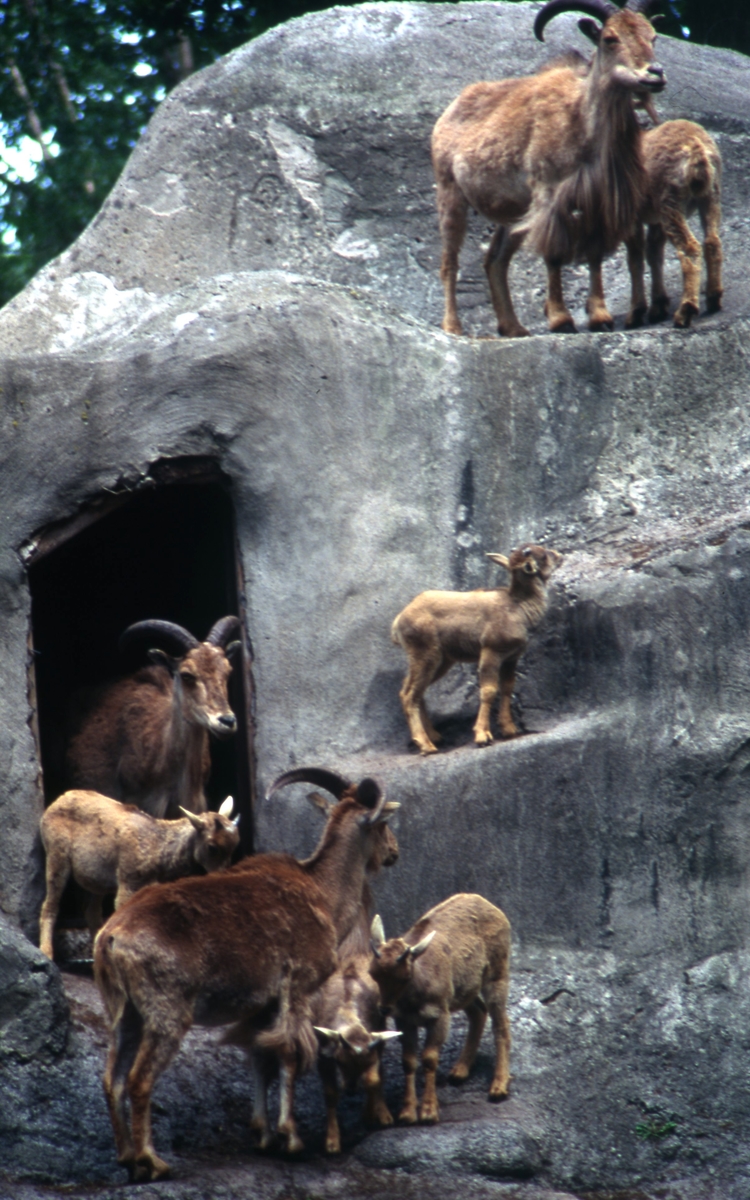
[432,0,665,338]
[38,790,239,960]
[66,615,241,819]
[625,118,722,328]
[392,545,561,754]
[312,957,401,1153]
[94,767,398,1180]
[370,893,511,1124]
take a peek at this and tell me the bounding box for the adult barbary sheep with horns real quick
[66,615,241,819]
[39,790,239,960]
[392,545,561,754]
[94,767,398,1181]
[432,0,665,338]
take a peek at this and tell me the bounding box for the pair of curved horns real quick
[267,768,391,824]
[119,614,241,656]
[534,0,660,41]
[178,796,240,827]
[370,914,436,962]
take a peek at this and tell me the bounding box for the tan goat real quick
[625,119,723,328]
[392,544,561,754]
[39,790,239,959]
[432,0,665,338]
[370,894,511,1124]
[94,768,398,1179]
[312,958,401,1154]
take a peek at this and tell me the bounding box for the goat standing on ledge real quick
[39,791,239,960]
[67,616,240,819]
[432,0,665,338]
[392,545,561,754]
[370,894,511,1125]
[626,118,723,329]
[94,768,398,1181]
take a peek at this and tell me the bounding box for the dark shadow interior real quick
[27,465,255,881]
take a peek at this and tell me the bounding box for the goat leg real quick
[398,1023,420,1124]
[484,226,530,338]
[39,851,69,960]
[318,1056,342,1154]
[700,197,723,314]
[645,222,670,323]
[475,648,503,745]
[585,258,615,332]
[128,1031,181,1181]
[660,210,702,327]
[544,260,577,334]
[436,179,469,336]
[449,997,487,1084]
[625,224,648,328]
[497,656,521,739]
[362,1060,394,1128]
[487,979,512,1101]
[418,1011,450,1124]
[278,1059,304,1154]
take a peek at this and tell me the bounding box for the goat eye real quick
[180,672,198,686]
[603,34,619,45]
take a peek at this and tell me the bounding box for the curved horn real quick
[625,0,659,12]
[119,619,199,656]
[534,0,618,41]
[266,767,353,802]
[206,615,241,648]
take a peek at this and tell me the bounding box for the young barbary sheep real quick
[369,893,511,1125]
[94,769,398,1180]
[66,615,241,819]
[312,957,401,1154]
[432,0,665,338]
[39,791,239,959]
[391,545,562,754]
[625,118,723,328]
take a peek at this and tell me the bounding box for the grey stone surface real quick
[0,2,750,1195]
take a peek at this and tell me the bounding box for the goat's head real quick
[267,768,399,866]
[179,795,241,871]
[535,0,665,99]
[120,616,241,739]
[313,1020,401,1063]
[368,915,436,1012]
[486,544,562,585]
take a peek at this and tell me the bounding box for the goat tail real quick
[93,930,129,1030]
[517,180,579,266]
[390,616,405,648]
[685,142,713,198]
[253,964,318,1073]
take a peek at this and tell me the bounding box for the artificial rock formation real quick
[1,4,750,1195]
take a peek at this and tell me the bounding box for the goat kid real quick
[227,774,399,1154]
[312,958,401,1154]
[370,894,511,1124]
[94,767,398,1180]
[39,791,239,960]
[67,615,240,819]
[626,118,722,328]
[432,0,665,338]
[392,545,561,754]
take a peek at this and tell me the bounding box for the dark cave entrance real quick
[26,459,255,879]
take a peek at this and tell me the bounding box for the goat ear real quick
[225,640,242,663]
[179,806,205,830]
[486,552,511,570]
[218,796,234,818]
[148,647,178,675]
[578,17,601,43]
[409,930,436,960]
[307,790,336,817]
[355,777,381,809]
[370,914,386,950]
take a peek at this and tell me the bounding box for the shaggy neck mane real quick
[301,805,368,943]
[507,575,550,628]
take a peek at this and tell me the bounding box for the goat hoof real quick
[647,299,670,324]
[417,743,439,756]
[325,1137,342,1155]
[673,303,698,329]
[474,734,494,747]
[706,292,723,314]
[489,1082,510,1102]
[550,318,577,334]
[588,316,614,333]
[442,320,464,336]
[134,1153,171,1182]
[418,1108,439,1125]
[449,1065,470,1084]
[398,1109,418,1125]
[626,306,647,329]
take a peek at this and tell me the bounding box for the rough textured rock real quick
[1,3,750,1196]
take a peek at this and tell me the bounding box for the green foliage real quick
[635,1118,678,1140]
[0,0,748,308]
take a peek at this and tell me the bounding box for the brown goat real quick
[370,894,511,1124]
[312,957,401,1154]
[392,545,561,754]
[93,767,398,1181]
[67,616,240,819]
[38,791,239,960]
[625,119,722,328]
[230,781,399,1153]
[432,0,665,338]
